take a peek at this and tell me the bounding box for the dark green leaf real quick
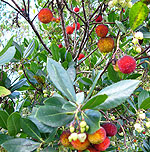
[140,97,150,110]
[2,138,40,152]
[84,110,101,134]
[30,62,38,74]
[66,52,72,62]
[0,134,13,145]
[20,118,41,141]
[50,43,60,61]
[45,128,58,143]
[82,94,108,110]
[40,147,58,152]
[129,1,149,30]
[47,58,76,102]
[36,106,74,127]
[0,110,9,129]
[7,112,21,136]
[138,90,149,108]
[95,80,140,110]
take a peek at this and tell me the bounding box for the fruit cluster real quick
[60,122,117,151]
[66,22,80,34]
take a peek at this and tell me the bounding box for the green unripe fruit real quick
[80,127,85,133]
[70,126,75,133]
[43,89,48,94]
[44,94,48,98]
[85,125,89,131]
[80,121,87,128]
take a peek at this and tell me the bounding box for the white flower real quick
[77,133,87,142]
[138,113,145,119]
[119,0,125,6]
[145,121,150,128]
[71,133,78,141]
[18,70,23,75]
[132,38,139,45]
[108,1,114,8]
[134,123,144,133]
[133,46,141,53]
[134,32,143,40]
[127,2,132,8]
[112,0,118,5]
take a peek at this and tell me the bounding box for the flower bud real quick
[134,123,144,133]
[70,126,75,133]
[43,89,48,94]
[80,121,87,128]
[132,38,139,45]
[80,127,85,133]
[77,133,87,142]
[145,121,150,128]
[85,125,89,131]
[71,133,78,141]
[134,32,143,40]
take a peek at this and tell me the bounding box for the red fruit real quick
[58,44,63,48]
[123,9,125,13]
[60,131,71,147]
[55,17,60,23]
[143,131,146,134]
[22,8,25,11]
[51,17,56,22]
[74,7,80,12]
[87,147,99,152]
[95,24,108,37]
[78,54,85,60]
[94,137,110,151]
[102,123,117,137]
[88,127,106,144]
[95,15,103,22]
[97,37,114,53]
[66,26,74,34]
[73,22,80,30]
[71,138,90,150]
[117,55,136,74]
[38,8,53,24]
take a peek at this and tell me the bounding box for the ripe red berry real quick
[58,44,63,48]
[87,147,99,152]
[73,22,80,30]
[94,137,110,151]
[22,8,25,11]
[78,54,85,60]
[95,24,108,37]
[38,8,53,24]
[117,55,136,74]
[66,26,74,34]
[60,131,71,147]
[95,15,103,22]
[123,9,125,13]
[102,123,117,137]
[74,7,80,12]
[142,131,146,134]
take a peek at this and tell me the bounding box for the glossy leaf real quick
[82,94,108,110]
[23,40,35,58]
[45,128,58,143]
[84,110,101,134]
[138,90,149,108]
[0,134,13,145]
[7,112,21,136]
[20,118,41,141]
[36,105,74,127]
[129,1,149,30]
[2,138,40,152]
[0,86,11,97]
[140,97,150,110]
[0,46,16,66]
[115,20,126,33]
[95,80,140,110]
[0,110,9,129]
[47,58,76,102]
[67,65,76,83]
[50,43,60,61]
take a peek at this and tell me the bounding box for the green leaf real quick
[0,134,13,145]
[66,52,72,62]
[140,97,150,110]
[20,118,41,141]
[2,138,40,152]
[0,86,11,97]
[36,106,74,127]
[84,110,101,134]
[0,46,16,65]
[107,64,120,82]
[76,92,85,105]
[23,40,35,58]
[138,90,149,108]
[67,65,76,83]
[82,94,108,110]
[40,147,58,152]
[115,21,126,33]
[50,43,60,61]
[30,62,38,74]
[95,80,140,110]
[0,110,9,129]
[47,58,76,102]
[7,112,21,136]
[143,32,150,38]
[0,36,14,56]
[129,1,149,30]
[10,78,27,92]
[45,128,58,143]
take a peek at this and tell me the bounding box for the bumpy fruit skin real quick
[87,147,99,152]
[73,22,80,30]
[97,37,114,53]
[58,44,63,48]
[71,138,90,150]
[95,24,108,37]
[95,15,103,22]
[102,123,117,137]
[94,137,110,151]
[78,54,85,60]
[38,8,53,24]
[117,55,136,74]
[74,7,80,12]
[88,127,106,144]
[51,17,56,22]
[66,26,74,34]
[60,131,71,147]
